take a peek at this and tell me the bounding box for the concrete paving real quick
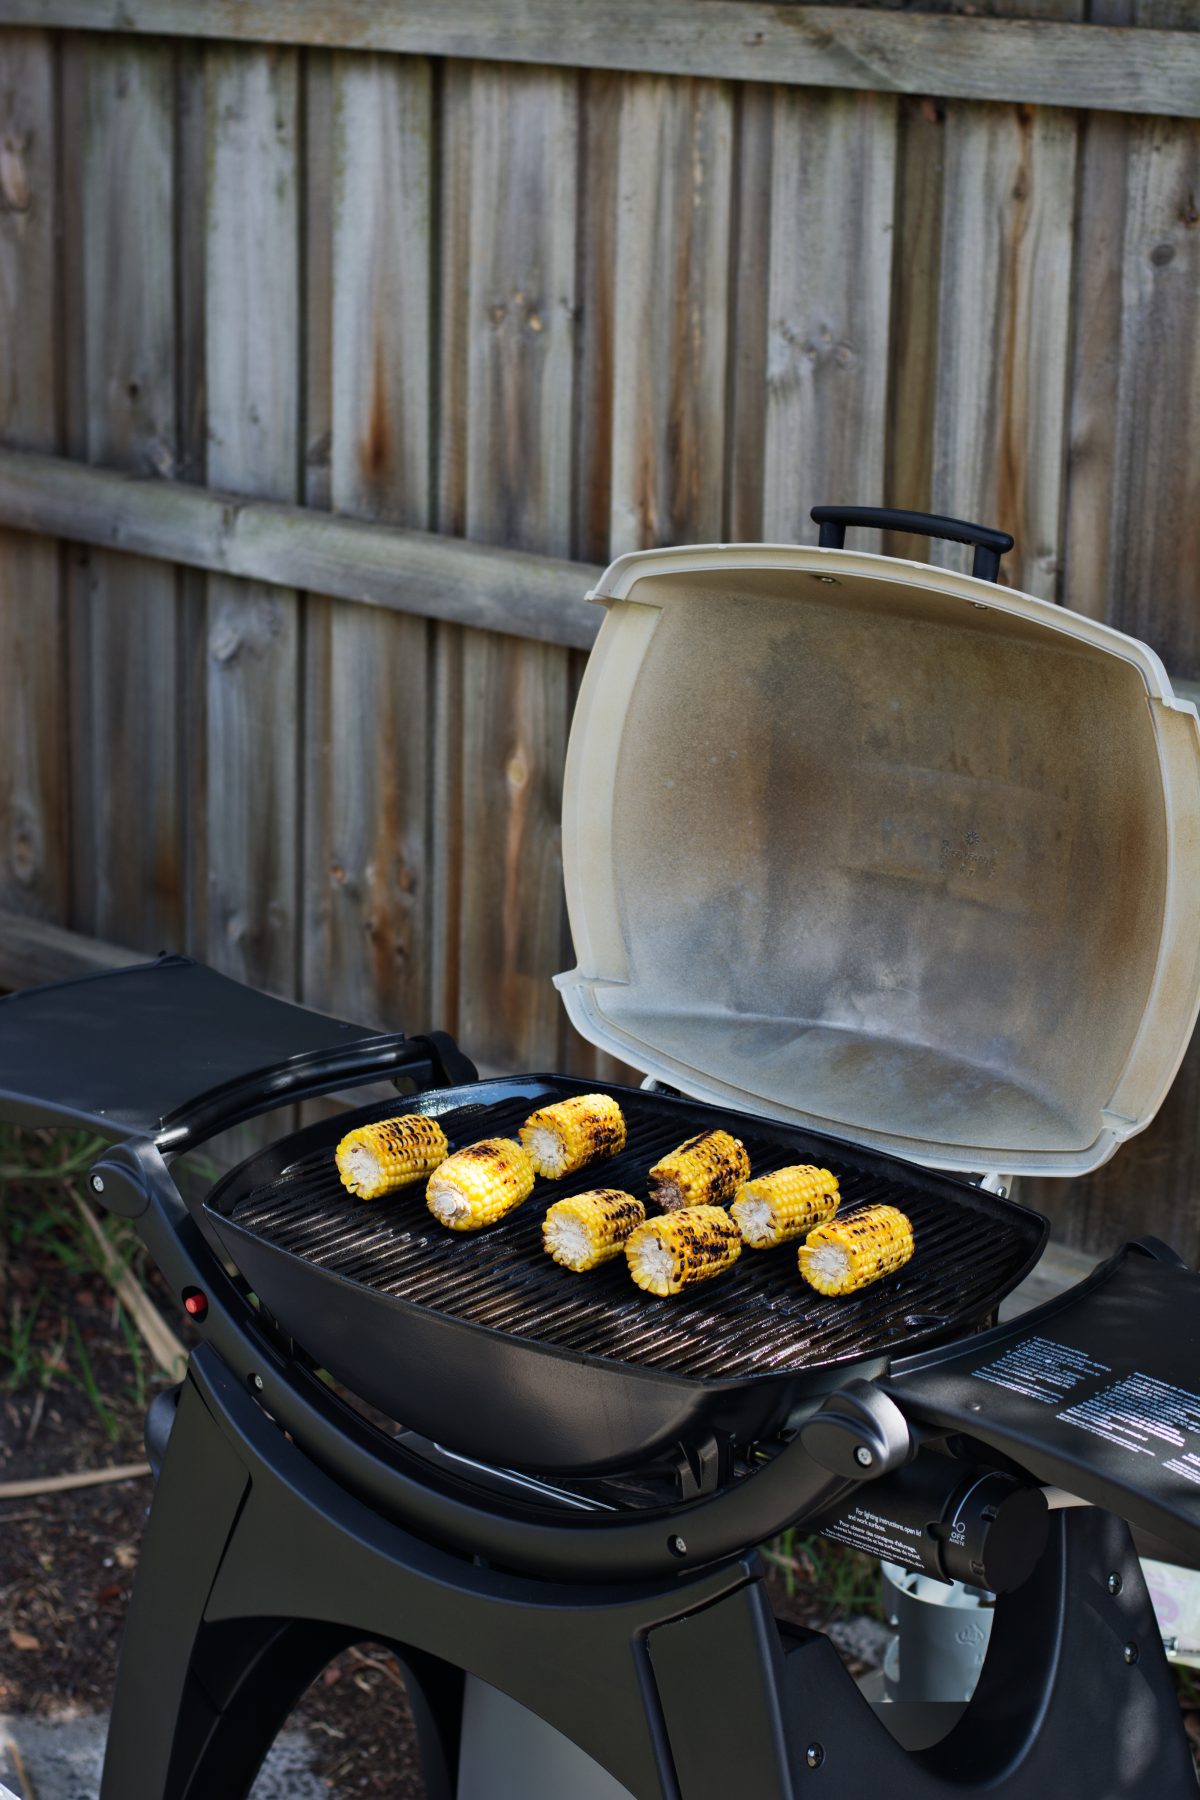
[0,1714,326,1800]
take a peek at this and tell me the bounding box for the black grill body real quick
[206,1075,1044,1472]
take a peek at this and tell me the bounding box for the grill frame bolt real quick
[806,1743,825,1769]
[854,1445,874,1468]
[1107,1573,1123,1596]
[1123,1642,1138,1665]
[90,1174,105,1195]
[667,1534,687,1558]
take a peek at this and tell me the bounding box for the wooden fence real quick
[0,2,1198,1254]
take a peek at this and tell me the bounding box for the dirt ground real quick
[3,1126,1200,1794]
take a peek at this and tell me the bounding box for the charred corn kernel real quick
[520,1093,627,1179]
[626,1205,742,1296]
[798,1204,914,1296]
[543,1189,646,1272]
[335,1114,449,1201]
[647,1130,750,1213]
[731,1165,840,1249]
[426,1137,535,1231]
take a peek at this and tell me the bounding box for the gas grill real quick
[4,505,1200,1799]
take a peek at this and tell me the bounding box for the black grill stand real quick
[104,1342,1196,1799]
[2,961,1197,1799]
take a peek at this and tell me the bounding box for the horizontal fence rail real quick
[0,2,1196,116]
[0,452,604,650]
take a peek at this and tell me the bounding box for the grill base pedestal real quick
[102,1346,1197,1800]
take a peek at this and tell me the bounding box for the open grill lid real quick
[555,534,1200,1178]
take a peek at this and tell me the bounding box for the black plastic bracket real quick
[810,505,1014,583]
[798,1378,913,1481]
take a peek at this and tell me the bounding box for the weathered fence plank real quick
[64,38,183,951]
[302,52,435,1034]
[204,44,302,997]
[726,83,774,543]
[610,75,733,555]
[0,448,603,645]
[0,909,141,989]
[762,87,898,546]
[0,2,1196,118]
[0,32,66,928]
[882,95,944,548]
[444,63,578,1073]
[930,101,1078,596]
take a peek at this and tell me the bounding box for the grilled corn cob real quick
[647,1130,750,1212]
[543,1189,645,1271]
[335,1114,449,1201]
[520,1093,627,1179]
[798,1204,914,1296]
[626,1205,742,1296]
[731,1165,840,1249]
[426,1137,535,1231]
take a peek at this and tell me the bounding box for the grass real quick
[0,1123,177,1423]
[763,1525,884,1619]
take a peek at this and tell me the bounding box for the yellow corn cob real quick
[543,1189,646,1272]
[335,1114,449,1201]
[520,1093,627,1179]
[647,1130,750,1212]
[731,1165,841,1249]
[626,1205,742,1296]
[798,1204,915,1296]
[426,1137,535,1231]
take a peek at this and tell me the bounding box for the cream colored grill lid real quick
[554,544,1200,1178]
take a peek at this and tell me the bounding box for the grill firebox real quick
[207,1076,1044,1472]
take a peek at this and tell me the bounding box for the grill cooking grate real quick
[220,1085,1036,1382]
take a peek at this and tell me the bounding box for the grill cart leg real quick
[100,1348,763,1800]
[100,1375,464,1800]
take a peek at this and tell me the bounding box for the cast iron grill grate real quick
[218,1084,1036,1382]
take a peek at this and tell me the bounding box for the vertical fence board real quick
[931,102,1078,596]
[440,63,577,1073]
[0,32,65,929]
[762,89,897,544]
[204,44,301,996]
[573,69,620,571]
[302,53,434,1033]
[610,75,733,555]
[66,40,182,951]
[726,83,774,543]
[882,95,944,548]
[1106,115,1200,670]
[175,40,208,955]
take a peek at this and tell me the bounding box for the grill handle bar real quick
[154,1030,478,1158]
[811,504,1014,583]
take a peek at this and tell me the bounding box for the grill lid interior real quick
[556,545,1200,1179]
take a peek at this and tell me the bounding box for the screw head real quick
[1123,1642,1139,1665]
[1107,1573,1123,1596]
[90,1174,105,1194]
[806,1743,825,1769]
[854,1445,874,1468]
[251,1374,264,1391]
[668,1534,687,1557]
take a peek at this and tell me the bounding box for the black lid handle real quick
[810,505,1014,584]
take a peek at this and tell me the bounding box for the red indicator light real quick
[183,1290,209,1321]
